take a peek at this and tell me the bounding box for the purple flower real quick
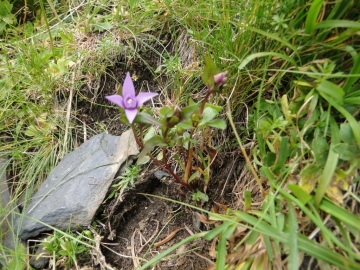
[106,72,158,123]
[214,72,227,87]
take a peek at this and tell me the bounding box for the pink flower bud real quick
[214,72,227,87]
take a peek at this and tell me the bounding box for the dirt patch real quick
[95,158,247,270]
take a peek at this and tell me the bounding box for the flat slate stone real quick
[19,130,138,240]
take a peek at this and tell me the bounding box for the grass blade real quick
[320,199,360,229]
[138,232,207,270]
[215,231,227,270]
[287,199,299,270]
[305,0,324,34]
[238,52,297,70]
[316,20,360,29]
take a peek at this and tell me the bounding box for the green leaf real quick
[180,104,200,119]
[312,135,329,165]
[263,152,276,166]
[287,199,299,270]
[159,106,174,118]
[273,136,289,174]
[206,119,226,129]
[192,191,209,202]
[134,112,161,125]
[198,106,221,127]
[319,92,360,149]
[177,119,194,130]
[299,164,322,194]
[305,0,324,34]
[333,143,358,161]
[143,127,156,143]
[320,199,360,230]
[315,148,339,207]
[340,122,355,143]
[0,1,13,16]
[202,56,218,86]
[136,136,166,165]
[188,171,200,184]
[316,80,344,103]
[288,184,312,205]
[215,231,227,270]
[316,20,360,29]
[244,190,252,211]
[205,221,231,241]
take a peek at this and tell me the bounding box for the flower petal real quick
[123,72,136,97]
[124,108,138,124]
[106,95,124,108]
[136,92,158,106]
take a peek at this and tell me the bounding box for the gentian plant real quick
[106,58,227,192]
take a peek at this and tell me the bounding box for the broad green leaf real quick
[333,143,358,161]
[311,135,329,165]
[299,164,322,194]
[206,119,226,129]
[136,136,166,165]
[176,119,194,130]
[316,80,344,103]
[159,106,174,118]
[315,148,339,207]
[0,1,13,16]
[134,112,161,125]
[340,122,355,143]
[202,56,218,86]
[288,184,312,205]
[305,0,324,34]
[315,117,340,206]
[325,169,349,205]
[143,127,156,143]
[180,104,200,119]
[263,152,276,166]
[198,106,220,127]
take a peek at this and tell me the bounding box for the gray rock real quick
[30,245,50,269]
[0,155,23,267]
[19,131,138,240]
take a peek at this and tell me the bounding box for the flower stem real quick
[131,124,144,148]
[131,124,191,189]
[200,85,212,114]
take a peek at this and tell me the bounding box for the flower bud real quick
[214,72,227,87]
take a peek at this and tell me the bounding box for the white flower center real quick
[127,98,133,104]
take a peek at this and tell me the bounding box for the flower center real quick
[124,96,137,109]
